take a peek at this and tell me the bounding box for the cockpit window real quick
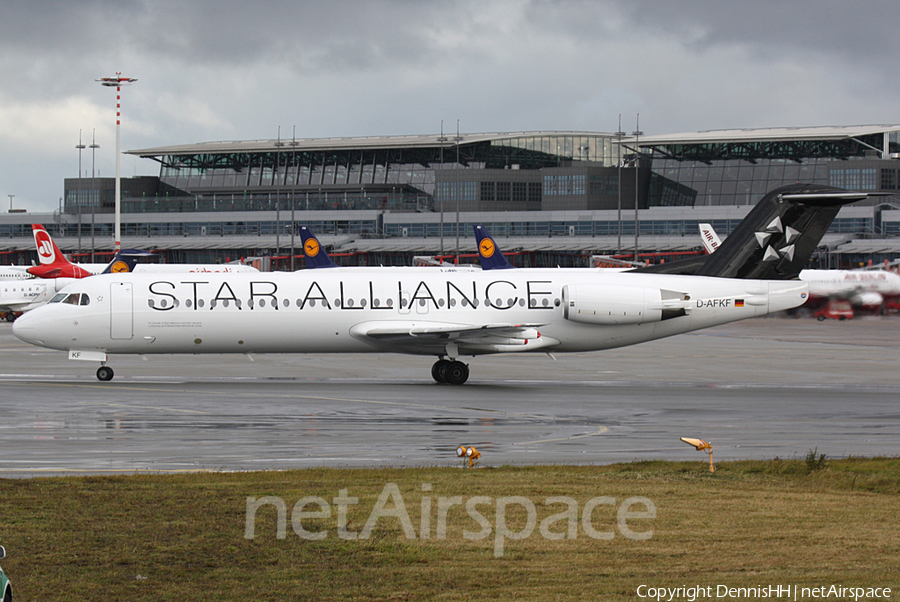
[49,293,68,303]
[80,294,91,306]
[63,293,81,305]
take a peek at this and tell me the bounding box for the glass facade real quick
[151,134,620,203]
[650,158,833,206]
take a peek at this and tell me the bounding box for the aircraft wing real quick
[349,321,559,355]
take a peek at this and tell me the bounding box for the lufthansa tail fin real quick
[27,224,93,279]
[474,225,515,270]
[636,184,867,279]
[299,226,339,268]
[101,249,155,274]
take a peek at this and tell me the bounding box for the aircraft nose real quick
[12,310,40,345]
[12,307,66,348]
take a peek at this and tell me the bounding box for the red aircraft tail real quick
[27,224,92,279]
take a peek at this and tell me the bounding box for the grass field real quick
[1,458,899,601]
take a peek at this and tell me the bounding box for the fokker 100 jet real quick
[13,184,868,384]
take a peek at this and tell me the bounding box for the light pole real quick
[632,113,643,263]
[453,120,462,264]
[437,120,447,259]
[615,115,625,256]
[290,126,298,271]
[76,129,85,211]
[76,130,86,252]
[7,195,13,212]
[90,130,99,262]
[274,127,284,259]
[96,73,137,252]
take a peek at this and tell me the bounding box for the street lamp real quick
[76,129,86,212]
[89,130,99,262]
[7,195,13,212]
[96,73,137,252]
[76,130,86,252]
[290,126,298,271]
[437,120,448,259]
[615,114,625,256]
[453,120,462,264]
[632,113,643,263]
[274,127,284,258]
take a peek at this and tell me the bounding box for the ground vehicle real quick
[0,545,11,602]
[815,299,854,321]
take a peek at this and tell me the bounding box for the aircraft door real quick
[110,281,134,340]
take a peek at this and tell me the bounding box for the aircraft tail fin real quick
[636,184,867,279]
[699,223,722,255]
[299,226,339,268]
[27,224,92,278]
[101,249,155,274]
[474,225,515,270]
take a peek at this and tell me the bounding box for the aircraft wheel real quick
[432,359,450,383]
[4,313,15,322]
[443,361,469,385]
[97,366,115,382]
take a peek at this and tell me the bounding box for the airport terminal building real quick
[3,126,900,268]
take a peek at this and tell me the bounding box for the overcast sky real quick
[3,0,899,212]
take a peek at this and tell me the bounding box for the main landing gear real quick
[96,366,115,381]
[431,359,470,385]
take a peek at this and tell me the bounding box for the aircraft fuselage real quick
[13,269,808,358]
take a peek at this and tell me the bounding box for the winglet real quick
[473,225,514,270]
[299,226,339,268]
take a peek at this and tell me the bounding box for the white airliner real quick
[12,184,867,383]
[1,226,260,321]
[1,277,77,319]
[28,224,260,278]
[0,249,152,319]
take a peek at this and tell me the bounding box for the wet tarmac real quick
[0,315,898,476]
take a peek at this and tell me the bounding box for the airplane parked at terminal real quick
[298,226,479,272]
[0,265,32,280]
[1,250,147,320]
[28,224,260,277]
[299,226,339,269]
[12,184,866,383]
